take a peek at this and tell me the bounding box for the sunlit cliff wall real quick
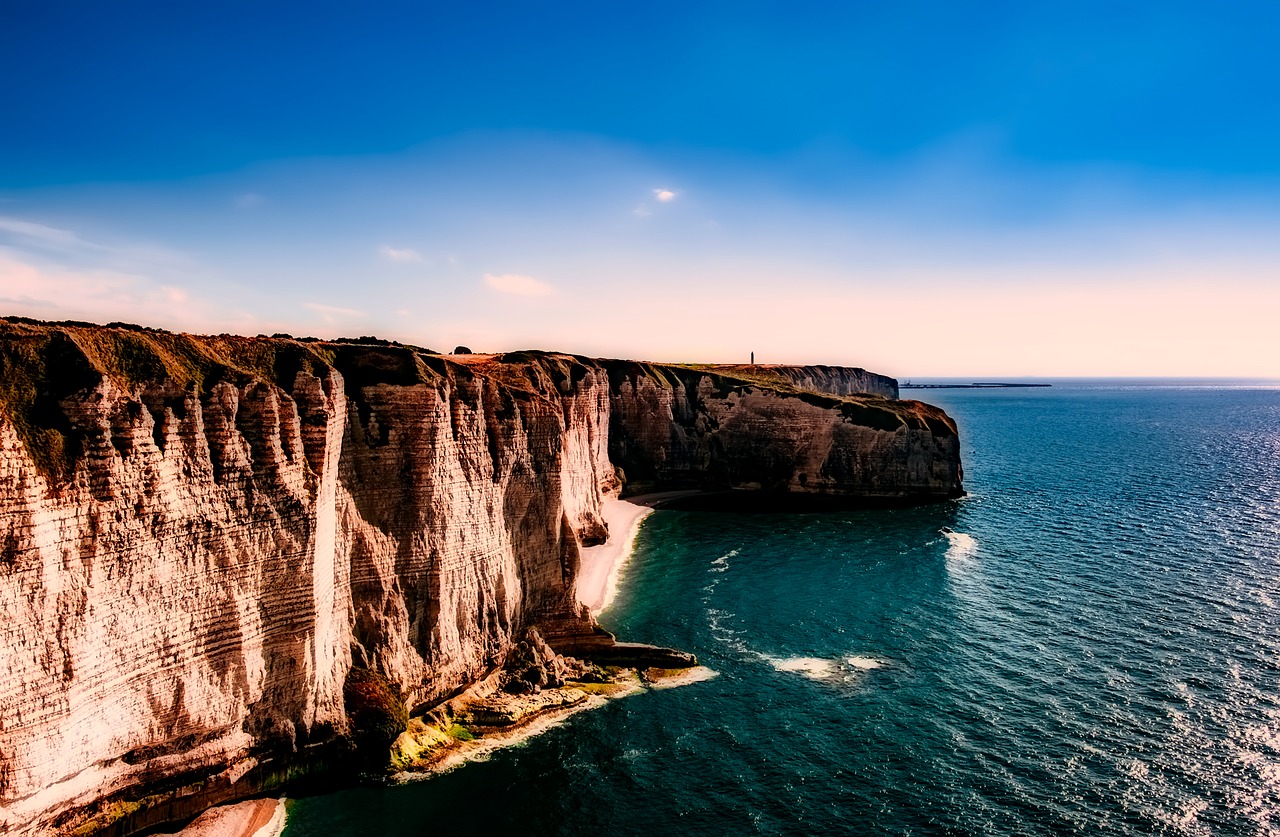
[0,322,960,834]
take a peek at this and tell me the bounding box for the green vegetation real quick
[674,362,797,392]
[0,329,99,481]
[66,797,147,836]
[388,718,454,770]
[61,324,337,394]
[445,723,476,741]
[565,681,626,696]
[0,318,337,482]
[832,397,905,432]
[670,361,910,431]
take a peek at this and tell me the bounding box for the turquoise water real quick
[284,381,1280,836]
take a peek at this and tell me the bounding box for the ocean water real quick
[283,380,1280,836]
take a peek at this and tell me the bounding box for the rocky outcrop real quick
[0,320,961,834]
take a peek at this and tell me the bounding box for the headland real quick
[0,317,962,835]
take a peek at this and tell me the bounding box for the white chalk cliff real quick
[0,321,961,834]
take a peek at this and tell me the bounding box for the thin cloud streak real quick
[483,273,552,296]
[0,249,266,334]
[380,245,423,263]
[0,214,196,275]
[0,216,92,249]
[302,302,367,324]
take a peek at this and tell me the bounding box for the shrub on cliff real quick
[343,667,408,763]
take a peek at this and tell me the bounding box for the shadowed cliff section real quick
[600,359,961,504]
[0,318,962,835]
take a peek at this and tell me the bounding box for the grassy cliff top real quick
[0,317,946,483]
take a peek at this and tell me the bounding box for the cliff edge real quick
[0,319,961,834]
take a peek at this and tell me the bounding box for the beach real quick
[575,499,652,614]
[168,797,284,837]
[576,492,701,615]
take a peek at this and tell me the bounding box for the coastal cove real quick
[0,320,962,835]
[282,380,1280,836]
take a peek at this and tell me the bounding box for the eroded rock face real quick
[0,322,960,834]
[604,361,961,499]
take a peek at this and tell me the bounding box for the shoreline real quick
[176,490,696,837]
[576,490,703,615]
[393,679,642,782]
[169,797,285,837]
[390,665,716,783]
[576,499,651,615]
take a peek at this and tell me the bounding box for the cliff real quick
[604,360,956,500]
[672,363,899,400]
[0,319,961,835]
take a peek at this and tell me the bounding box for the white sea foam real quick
[704,548,884,685]
[706,607,750,654]
[649,666,720,689]
[710,549,738,573]
[704,550,743,647]
[943,530,977,559]
[769,656,836,679]
[254,800,287,837]
[765,655,887,682]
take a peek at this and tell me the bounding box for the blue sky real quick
[3,1,1278,374]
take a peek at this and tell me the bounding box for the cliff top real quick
[0,317,935,483]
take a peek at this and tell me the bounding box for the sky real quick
[2,1,1279,376]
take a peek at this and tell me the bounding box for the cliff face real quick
[681,363,899,400]
[605,361,958,499]
[0,321,960,834]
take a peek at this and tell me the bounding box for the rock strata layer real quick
[0,319,962,834]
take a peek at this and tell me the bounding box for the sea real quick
[283,379,1280,836]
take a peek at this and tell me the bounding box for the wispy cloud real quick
[0,248,245,332]
[302,301,366,324]
[0,216,91,249]
[633,188,676,218]
[0,214,193,274]
[379,245,423,263]
[483,272,552,296]
[235,193,265,208]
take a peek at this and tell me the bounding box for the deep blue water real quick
[284,381,1280,836]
